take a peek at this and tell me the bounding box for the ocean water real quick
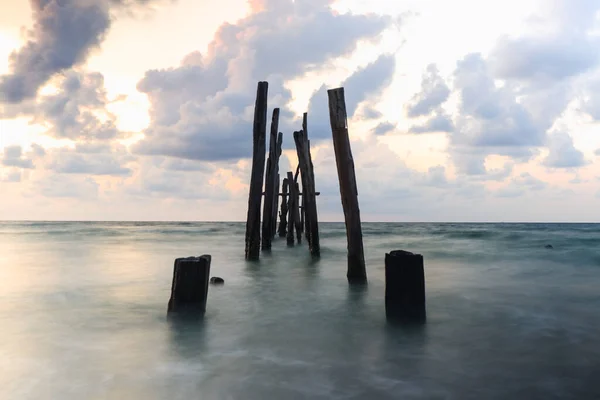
[1,221,599,399]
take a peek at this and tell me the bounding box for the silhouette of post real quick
[293,126,320,257]
[278,177,289,237]
[328,87,366,283]
[245,81,268,260]
[262,108,280,250]
[286,171,296,245]
[167,255,211,314]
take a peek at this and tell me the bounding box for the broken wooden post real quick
[278,177,289,237]
[385,250,426,323]
[293,127,320,257]
[286,171,296,245]
[328,87,366,283]
[261,108,280,250]
[167,255,211,314]
[245,81,268,261]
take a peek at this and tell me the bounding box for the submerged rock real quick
[545,244,554,249]
[210,277,224,285]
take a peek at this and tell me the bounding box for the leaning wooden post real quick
[167,255,211,314]
[286,171,296,245]
[304,114,320,255]
[245,82,268,261]
[278,177,289,237]
[328,87,366,283]
[261,108,280,250]
[385,250,426,323]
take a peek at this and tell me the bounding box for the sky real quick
[0,0,599,222]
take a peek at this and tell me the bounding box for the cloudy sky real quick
[0,0,599,222]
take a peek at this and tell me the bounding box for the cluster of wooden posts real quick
[167,82,427,324]
[244,81,321,261]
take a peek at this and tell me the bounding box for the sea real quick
[1,221,599,399]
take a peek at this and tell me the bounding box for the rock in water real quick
[210,277,224,285]
[545,244,554,249]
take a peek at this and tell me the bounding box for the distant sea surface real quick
[1,221,600,399]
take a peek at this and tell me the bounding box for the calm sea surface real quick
[1,221,599,399]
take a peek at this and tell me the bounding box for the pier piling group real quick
[168,81,426,324]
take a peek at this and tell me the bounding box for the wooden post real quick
[261,108,280,250]
[385,250,426,323]
[272,172,280,238]
[328,87,366,283]
[293,128,320,257]
[271,133,283,238]
[286,171,296,245]
[278,177,289,237]
[245,82,268,261]
[167,255,211,314]
[294,181,302,244]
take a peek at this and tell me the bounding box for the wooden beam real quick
[327,87,366,283]
[261,108,280,250]
[244,81,268,261]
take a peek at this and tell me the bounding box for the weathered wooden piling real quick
[293,127,320,257]
[328,87,366,283]
[294,181,302,243]
[286,171,296,245]
[167,255,212,314]
[278,177,289,237]
[261,108,280,250]
[245,82,268,261]
[272,172,280,237]
[385,250,426,323]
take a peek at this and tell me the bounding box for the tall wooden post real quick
[327,87,366,283]
[294,180,302,244]
[245,81,268,261]
[271,133,283,238]
[278,177,289,237]
[272,172,280,237]
[286,171,296,245]
[261,108,280,250]
[293,128,320,257]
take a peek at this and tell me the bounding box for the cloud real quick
[133,1,392,162]
[0,0,173,104]
[409,111,453,134]
[32,174,100,199]
[372,121,396,136]
[544,131,587,168]
[45,144,135,176]
[595,148,600,156]
[494,172,547,198]
[2,146,34,169]
[406,64,450,117]
[1,169,21,183]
